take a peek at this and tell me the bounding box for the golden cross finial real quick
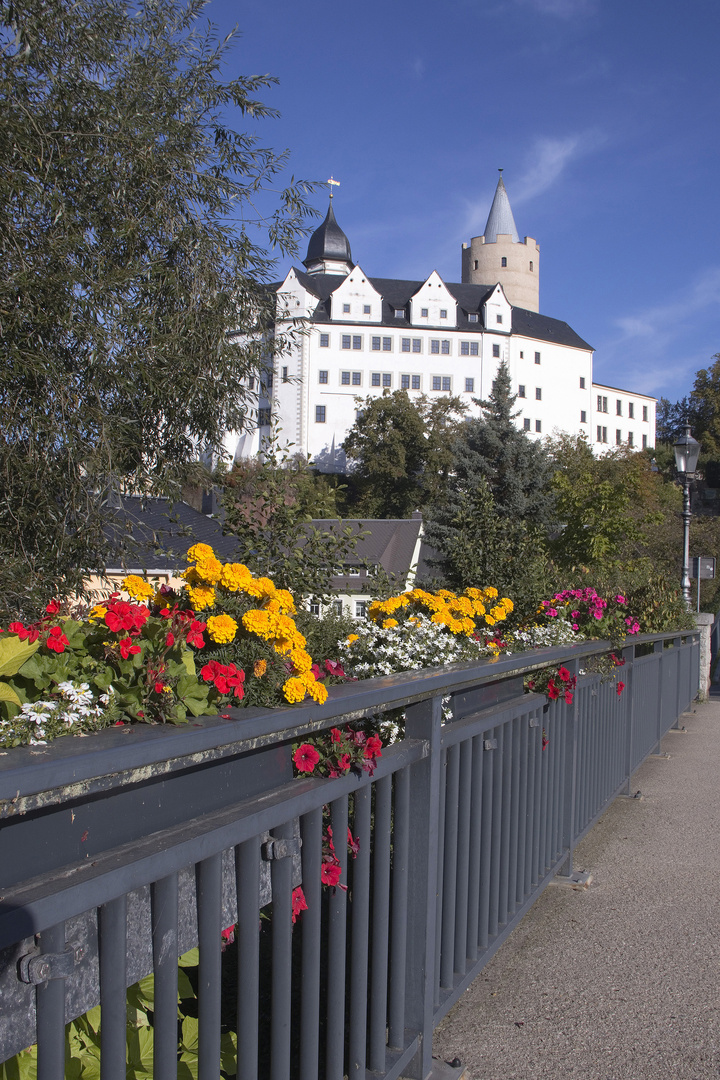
[327,176,340,198]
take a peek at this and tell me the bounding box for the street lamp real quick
[673,425,701,608]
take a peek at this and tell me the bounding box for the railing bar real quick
[440,745,460,989]
[349,785,372,1075]
[326,796,349,1080]
[465,735,483,965]
[270,821,294,1080]
[453,739,472,975]
[300,808,323,1080]
[99,894,127,1080]
[498,721,512,928]
[517,716,529,904]
[36,921,66,1080]
[539,709,551,877]
[488,725,503,939]
[525,712,537,890]
[237,837,261,1080]
[369,776,392,1071]
[388,768,409,1050]
[552,706,564,862]
[508,717,521,913]
[434,748,447,1003]
[531,714,542,886]
[478,732,494,950]
[197,852,222,1080]
[152,874,179,1080]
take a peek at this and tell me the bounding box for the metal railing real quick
[0,630,699,1080]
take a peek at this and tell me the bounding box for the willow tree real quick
[0,0,316,618]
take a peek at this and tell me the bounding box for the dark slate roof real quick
[303,202,353,268]
[279,270,593,350]
[105,497,235,573]
[311,517,423,591]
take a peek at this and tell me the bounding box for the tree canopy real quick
[0,0,316,619]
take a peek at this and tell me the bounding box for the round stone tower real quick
[461,173,540,312]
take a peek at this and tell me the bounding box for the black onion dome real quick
[304,202,353,267]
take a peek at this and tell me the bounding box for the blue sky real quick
[210,0,720,405]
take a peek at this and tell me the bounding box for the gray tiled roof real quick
[482,175,521,243]
[281,270,592,350]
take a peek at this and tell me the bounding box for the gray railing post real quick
[403,693,443,1080]
[672,635,683,727]
[557,657,580,878]
[653,638,664,754]
[621,641,635,794]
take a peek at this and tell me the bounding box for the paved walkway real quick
[433,693,720,1080]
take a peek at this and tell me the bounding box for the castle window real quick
[530,261,534,271]
[496,315,503,324]
[628,432,634,447]
[524,419,531,431]
[442,340,450,354]
[581,410,587,423]
[315,406,326,423]
[401,338,411,352]
[597,426,608,444]
[352,335,362,350]
[579,376,585,388]
[535,352,541,364]
[319,370,328,384]
[468,313,479,323]
[371,337,381,351]
[363,305,371,314]
[412,375,421,389]
[352,372,361,385]
[440,309,447,319]
[628,403,635,418]
[320,333,330,347]
[642,434,647,448]
[431,340,440,354]
[616,429,622,445]
[616,400,622,416]
[520,351,524,358]
[432,376,452,392]
[341,371,351,385]
[643,406,649,422]
[383,373,392,387]
[535,387,542,400]
[474,260,478,270]
[343,303,350,313]
[465,378,474,392]
[258,408,271,426]
[460,341,479,356]
[536,420,542,433]
[372,373,381,386]
[342,335,351,350]
[518,385,526,398]
[282,366,289,382]
[401,374,410,389]
[394,308,404,318]
[412,339,422,353]
[597,395,608,413]
[501,257,507,267]
[421,308,429,318]
[492,344,500,358]
[383,337,392,351]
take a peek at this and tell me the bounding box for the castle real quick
[225,175,656,468]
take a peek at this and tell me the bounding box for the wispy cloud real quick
[515,0,597,17]
[412,57,425,79]
[595,268,720,398]
[461,130,602,236]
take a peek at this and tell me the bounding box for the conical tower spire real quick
[483,171,520,244]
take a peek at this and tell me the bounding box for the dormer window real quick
[468,313,479,323]
[363,305,371,314]
[496,315,503,324]
[501,257,507,267]
[343,303,350,313]
[394,308,404,318]
[421,307,428,317]
[440,309,447,319]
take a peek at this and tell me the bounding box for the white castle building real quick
[226,175,655,468]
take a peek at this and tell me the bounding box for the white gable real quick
[483,283,512,334]
[329,266,383,322]
[276,267,317,321]
[409,272,457,327]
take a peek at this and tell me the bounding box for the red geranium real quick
[185,620,207,649]
[320,860,342,887]
[364,734,383,760]
[46,625,69,653]
[291,886,308,923]
[104,599,149,634]
[324,659,346,678]
[293,743,321,773]
[201,660,245,698]
[564,691,574,705]
[45,600,60,615]
[8,621,40,643]
[330,727,343,743]
[616,681,626,695]
[119,636,142,659]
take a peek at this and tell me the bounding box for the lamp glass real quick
[673,428,700,475]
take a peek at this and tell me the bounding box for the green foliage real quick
[220,431,366,602]
[341,391,467,517]
[0,0,318,622]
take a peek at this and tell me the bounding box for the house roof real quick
[303,202,353,269]
[279,270,592,350]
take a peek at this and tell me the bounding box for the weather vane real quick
[326,176,340,199]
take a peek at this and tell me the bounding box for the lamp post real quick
[673,425,701,608]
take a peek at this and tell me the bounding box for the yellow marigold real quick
[187,543,215,563]
[220,563,254,592]
[242,609,273,638]
[382,618,399,629]
[490,605,507,622]
[448,596,474,617]
[347,633,359,644]
[186,583,216,611]
[471,601,486,616]
[305,676,328,704]
[485,615,496,627]
[253,659,267,677]
[273,589,296,614]
[501,597,514,612]
[194,556,223,586]
[290,648,313,673]
[206,613,238,644]
[436,589,456,600]
[256,577,277,599]
[122,575,154,602]
[465,588,483,600]
[283,677,306,704]
[484,587,499,599]
[89,604,107,621]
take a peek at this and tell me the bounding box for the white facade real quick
[223,183,656,468]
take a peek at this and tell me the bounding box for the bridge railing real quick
[0,630,699,1080]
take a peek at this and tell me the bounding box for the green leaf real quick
[180,1016,199,1055]
[177,968,196,1000]
[178,947,199,967]
[180,649,196,676]
[0,682,21,705]
[0,636,39,677]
